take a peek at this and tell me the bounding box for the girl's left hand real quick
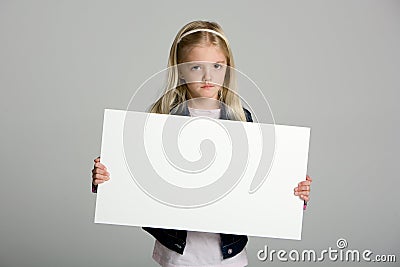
[294,175,312,202]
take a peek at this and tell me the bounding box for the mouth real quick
[201,85,214,89]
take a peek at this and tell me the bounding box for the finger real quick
[294,186,302,192]
[95,174,110,181]
[92,168,110,176]
[94,162,107,170]
[306,175,312,182]
[93,179,105,185]
[92,173,110,181]
[92,178,110,185]
[300,195,310,202]
[294,186,310,194]
[94,157,100,163]
[298,180,311,186]
[294,190,310,196]
[294,185,308,191]
[298,185,310,191]
[297,190,310,196]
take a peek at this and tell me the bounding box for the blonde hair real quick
[149,20,246,121]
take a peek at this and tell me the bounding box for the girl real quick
[91,20,312,267]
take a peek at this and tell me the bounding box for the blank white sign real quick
[95,109,310,240]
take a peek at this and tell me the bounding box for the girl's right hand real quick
[92,156,110,185]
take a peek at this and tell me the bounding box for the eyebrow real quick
[188,60,227,64]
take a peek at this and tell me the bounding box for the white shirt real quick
[151,107,248,267]
[152,231,248,267]
[187,107,221,119]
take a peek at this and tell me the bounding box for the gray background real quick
[0,0,399,266]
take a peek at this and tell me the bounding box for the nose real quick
[203,66,212,82]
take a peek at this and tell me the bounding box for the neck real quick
[187,98,220,110]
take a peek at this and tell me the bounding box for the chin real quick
[199,94,218,99]
[198,90,219,98]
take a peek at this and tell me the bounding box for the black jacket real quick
[143,103,253,259]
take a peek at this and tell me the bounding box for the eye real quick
[214,63,222,69]
[190,65,201,71]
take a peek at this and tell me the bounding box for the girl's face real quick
[179,45,227,100]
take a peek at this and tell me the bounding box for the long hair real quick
[149,20,246,121]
